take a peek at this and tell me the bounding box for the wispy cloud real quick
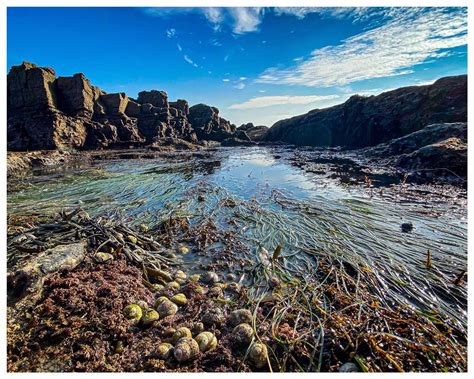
[177,43,182,51]
[144,7,265,35]
[257,8,467,87]
[228,95,339,110]
[183,55,198,68]
[234,82,246,90]
[222,78,230,82]
[165,28,176,38]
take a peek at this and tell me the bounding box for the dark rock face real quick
[8,62,57,113]
[137,90,168,108]
[363,122,467,182]
[7,62,239,151]
[397,137,467,179]
[364,122,467,157]
[56,74,100,117]
[237,123,269,141]
[264,75,467,148]
[188,104,235,141]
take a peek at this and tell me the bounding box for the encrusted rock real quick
[228,309,253,326]
[156,299,178,318]
[170,293,187,306]
[157,342,174,359]
[202,307,225,327]
[172,327,193,344]
[232,323,254,347]
[123,304,143,322]
[195,331,218,352]
[142,309,160,326]
[173,337,200,362]
[248,342,268,368]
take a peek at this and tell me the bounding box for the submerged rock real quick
[401,222,414,233]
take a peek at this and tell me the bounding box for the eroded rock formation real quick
[263,75,467,148]
[7,62,237,151]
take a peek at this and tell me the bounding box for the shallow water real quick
[8,146,467,330]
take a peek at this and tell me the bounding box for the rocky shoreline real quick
[7,209,467,372]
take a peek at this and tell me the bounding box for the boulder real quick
[137,90,169,108]
[56,73,99,117]
[8,61,57,113]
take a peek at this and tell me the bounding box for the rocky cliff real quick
[7,62,239,151]
[263,75,467,148]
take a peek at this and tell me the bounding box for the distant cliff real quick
[263,75,467,148]
[7,62,248,151]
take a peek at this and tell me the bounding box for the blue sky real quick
[7,7,467,126]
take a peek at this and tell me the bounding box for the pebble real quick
[401,222,414,233]
[339,362,360,372]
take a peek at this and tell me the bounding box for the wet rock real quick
[173,337,200,362]
[232,323,254,347]
[156,299,178,318]
[401,222,414,233]
[170,293,187,306]
[339,362,360,372]
[8,241,87,300]
[228,309,253,327]
[142,308,159,326]
[123,304,143,322]
[94,252,114,263]
[201,271,219,285]
[202,307,225,327]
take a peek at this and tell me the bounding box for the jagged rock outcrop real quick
[396,137,467,179]
[7,62,239,151]
[188,104,236,141]
[360,122,467,182]
[263,75,467,148]
[238,123,269,141]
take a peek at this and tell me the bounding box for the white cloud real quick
[183,55,198,68]
[227,8,264,34]
[222,78,230,82]
[166,28,176,38]
[228,94,339,110]
[234,82,246,90]
[239,77,247,81]
[177,43,182,51]
[257,8,467,87]
[224,54,229,62]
